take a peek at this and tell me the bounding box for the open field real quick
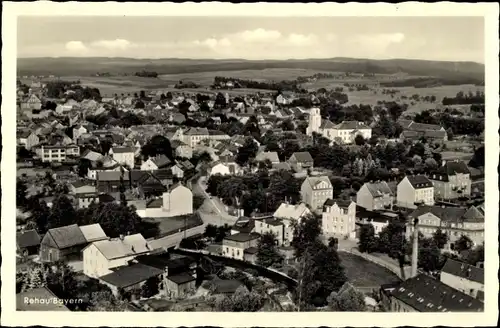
[144,213,204,238]
[339,251,401,288]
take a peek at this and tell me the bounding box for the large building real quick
[222,233,260,261]
[110,146,136,169]
[322,199,357,239]
[406,205,485,249]
[356,181,395,211]
[396,175,435,209]
[38,144,80,163]
[430,160,471,200]
[440,258,484,301]
[300,176,333,211]
[306,107,372,144]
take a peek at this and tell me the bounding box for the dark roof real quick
[387,274,483,312]
[231,218,256,234]
[407,121,444,132]
[365,181,393,197]
[261,218,284,226]
[320,120,336,129]
[407,206,468,223]
[99,263,164,288]
[167,272,196,285]
[324,198,353,209]
[112,146,135,154]
[407,175,433,189]
[244,247,258,254]
[97,170,129,182]
[149,154,171,168]
[17,229,41,248]
[211,279,245,294]
[441,258,484,284]
[135,252,195,270]
[432,160,471,179]
[334,121,370,130]
[401,130,447,139]
[290,151,313,163]
[224,232,260,243]
[45,224,87,249]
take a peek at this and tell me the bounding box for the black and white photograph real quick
[2,2,498,327]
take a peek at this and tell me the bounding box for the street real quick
[192,175,238,227]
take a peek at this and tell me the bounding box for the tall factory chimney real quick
[411,218,419,278]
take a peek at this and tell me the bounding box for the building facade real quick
[300,176,333,211]
[397,175,435,209]
[322,200,357,239]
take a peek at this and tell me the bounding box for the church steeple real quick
[306,107,321,136]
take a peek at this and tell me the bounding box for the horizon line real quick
[16,56,485,65]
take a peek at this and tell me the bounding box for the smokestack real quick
[411,218,419,278]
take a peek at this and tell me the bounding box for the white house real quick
[110,147,135,169]
[322,199,357,239]
[136,183,193,218]
[306,107,372,144]
[72,125,88,142]
[397,175,435,209]
[140,154,171,171]
[300,176,333,211]
[440,258,484,300]
[273,202,311,244]
[82,234,151,278]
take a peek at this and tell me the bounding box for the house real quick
[380,273,483,312]
[273,202,311,244]
[141,154,172,171]
[430,160,471,200]
[134,252,197,299]
[20,94,42,111]
[288,152,314,172]
[83,233,152,278]
[73,192,100,209]
[183,127,209,147]
[208,160,241,177]
[17,287,70,311]
[255,151,280,165]
[99,263,164,299]
[300,176,334,211]
[136,183,193,218]
[171,160,195,179]
[79,223,108,243]
[254,218,285,246]
[70,181,97,195]
[440,258,484,300]
[306,108,372,143]
[356,181,395,211]
[399,130,448,144]
[208,129,231,142]
[397,175,435,209]
[16,229,41,256]
[110,146,136,169]
[222,233,261,260]
[39,224,88,262]
[322,199,357,239]
[171,140,193,159]
[406,205,484,249]
[38,144,80,163]
[73,125,88,142]
[17,130,39,150]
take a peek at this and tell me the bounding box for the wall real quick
[440,272,484,298]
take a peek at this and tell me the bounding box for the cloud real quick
[237,28,282,42]
[65,41,87,52]
[287,33,318,46]
[91,39,132,50]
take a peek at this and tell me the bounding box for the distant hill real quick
[17,57,485,83]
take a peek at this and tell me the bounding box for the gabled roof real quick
[407,121,443,132]
[185,127,209,136]
[99,263,163,288]
[289,151,313,163]
[406,175,433,189]
[407,206,469,223]
[334,121,370,130]
[441,258,484,284]
[79,223,107,243]
[364,181,394,197]
[148,154,172,168]
[256,151,279,163]
[273,202,310,220]
[45,224,88,249]
[135,252,195,271]
[320,120,336,129]
[91,234,150,260]
[17,229,41,248]
[462,206,485,223]
[304,176,332,190]
[167,272,196,285]
[223,232,260,243]
[323,199,354,210]
[97,170,129,182]
[386,273,483,312]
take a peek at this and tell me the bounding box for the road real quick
[192,176,238,227]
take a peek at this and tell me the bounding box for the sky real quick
[17,16,485,63]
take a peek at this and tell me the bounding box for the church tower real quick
[306,107,322,136]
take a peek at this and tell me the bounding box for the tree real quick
[256,232,284,268]
[354,134,366,146]
[327,282,366,311]
[455,235,473,253]
[465,244,484,266]
[141,276,160,298]
[17,179,28,210]
[236,137,258,166]
[291,214,322,258]
[47,195,77,229]
[446,127,454,141]
[214,92,227,109]
[29,200,50,234]
[141,135,173,160]
[358,224,378,253]
[424,158,438,172]
[418,238,442,272]
[280,119,295,131]
[204,224,218,240]
[77,158,92,178]
[432,229,448,249]
[88,289,128,312]
[209,286,264,312]
[468,146,485,168]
